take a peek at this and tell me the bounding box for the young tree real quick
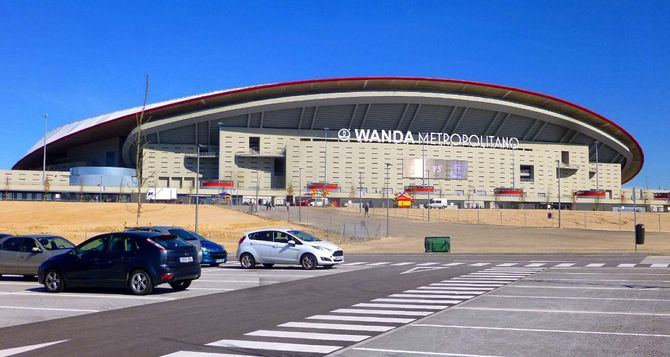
[133,74,151,225]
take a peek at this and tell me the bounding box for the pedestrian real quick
[364,202,369,218]
[286,202,290,212]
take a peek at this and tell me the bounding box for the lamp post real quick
[426,169,431,222]
[385,163,391,237]
[594,141,600,192]
[195,145,202,233]
[298,168,303,222]
[323,128,329,183]
[42,113,48,199]
[359,171,363,214]
[255,169,260,212]
[556,160,562,228]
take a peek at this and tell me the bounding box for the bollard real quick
[635,223,645,245]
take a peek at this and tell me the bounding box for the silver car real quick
[0,235,75,278]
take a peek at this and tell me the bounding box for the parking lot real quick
[0,262,366,329]
[338,266,670,357]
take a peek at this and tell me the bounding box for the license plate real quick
[334,257,343,261]
[180,256,194,263]
[215,259,225,263]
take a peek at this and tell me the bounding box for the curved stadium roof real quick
[15,76,643,183]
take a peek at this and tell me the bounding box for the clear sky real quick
[0,1,667,188]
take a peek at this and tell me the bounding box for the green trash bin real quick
[425,236,451,253]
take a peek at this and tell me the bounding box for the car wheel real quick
[262,263,274,268]
[301,254,317,270]
[239,253,256,269]
[169,280,191,291]
[44,269,65,292]
[323,265,334,269]
[129,270,153,295]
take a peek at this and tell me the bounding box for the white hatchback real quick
[236,229,344,269]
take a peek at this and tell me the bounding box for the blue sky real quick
[0,1,667,188]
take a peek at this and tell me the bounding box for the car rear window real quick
[151,235,192,249]
[38,237,74,250]
[167,228,198,241]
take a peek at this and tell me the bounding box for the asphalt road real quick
[0,253,667,357]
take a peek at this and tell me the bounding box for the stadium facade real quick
[8,76,663,209]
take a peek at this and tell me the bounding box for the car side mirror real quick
[288,240,296,246]
[31,247,42,253]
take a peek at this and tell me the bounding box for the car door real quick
[66,235,109,285]
[248,231,275,263]
[16,238,43,275]
[98,234,131,286]
[271,231,301,264]
[0,237,22,274]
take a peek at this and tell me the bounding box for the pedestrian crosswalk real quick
[165,266,543,356]
[339,261,666,268]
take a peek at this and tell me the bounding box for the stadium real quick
[7,76,658,209]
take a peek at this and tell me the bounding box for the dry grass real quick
[0,201,301,248]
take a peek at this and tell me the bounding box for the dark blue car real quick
[199,237,228,266]
[38,231,200,295]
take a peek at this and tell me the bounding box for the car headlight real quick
[313,246,332,252]
[202,247,209,253]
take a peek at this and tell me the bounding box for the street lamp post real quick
[385,163,391,237]
[42,113,48,199]
[323,128,329,207]
[195,145,202,233]
[256,170,260,212]
[298,168,303,222]
[426,169,431,222]
[359,172,363,214]
[556,160,562,228]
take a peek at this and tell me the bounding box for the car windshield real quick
[288,230,321,242]
[38,237,74,250]
[191,231,208,241]
[151,235,192,249]
[167,228,198,241]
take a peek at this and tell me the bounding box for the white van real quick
[426,198,449,209]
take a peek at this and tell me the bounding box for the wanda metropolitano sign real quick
[337,128,520,150]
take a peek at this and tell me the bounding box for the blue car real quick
[38,231,201,295]
[199,237,228,267]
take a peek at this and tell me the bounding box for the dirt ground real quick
[1,202,669,255]
[0,201,293,249]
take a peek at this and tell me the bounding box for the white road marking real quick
[650,264,669,268]
[354,303,447,310]
[187,288,235,291]
[496,263,518,267]
[0,281,38,286]
[391,294,476,299]
[372,298,462,304]
[367,262,391,266]
[194,280,260,283]
[442,263,464,266]
[428,285,494,291]
[541,272,670,276]
[553,263,576,267]
[400,267,447,275]
[449,280,513,284]
[414,288,488,294]
[0,340,69,357]
[618,263,637,268]
[416,262,439,266]
[487,294,670,302]
[436,283,504,287]
[469,263,490,267]
[162,352,258,357]
[207,339,342,353]
[585,263,606,267]
[306,314,414,323]
[0,305,98,313]
[353,347,501,357]
[278,321,394,332]
[524,278,670,283]
[511,285,660,290]
[332,308,432,316]
[0,291,174,301]
[342,262,367,266]
[246,329,370,342]
[411,324,670,338]
[391,262,415,266]
[453,306,670,317]
[200,273,314,278]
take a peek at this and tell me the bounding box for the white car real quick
[236,229,344,269]
[425,198,449,209]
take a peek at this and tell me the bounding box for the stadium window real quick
[561,151,570,165]
[520,165,534,182]
[249,137,260,152]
